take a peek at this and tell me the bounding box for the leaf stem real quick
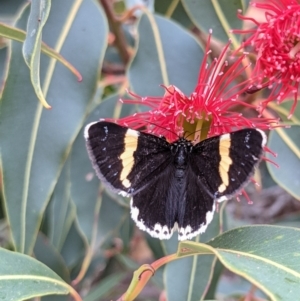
[99,0,130,65]
[116,253,178,301]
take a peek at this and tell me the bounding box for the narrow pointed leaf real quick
[154,0,192,28]
[0,46,7,83]
[60,222,86,269]
[83,273,127,301]
[34,233,71,283]
[266,126,300,200]
[46,163,76,252]
[128,13,204,96]
[146,236,166,259]
[22,0,51,107]
[0,22,82,80]
[22,0,51,66]
[268,100,300,124]
[182,0,244,46]
[204,259,223,300]
[0,247,72,301]
[0,0,108,254]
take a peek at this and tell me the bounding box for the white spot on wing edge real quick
[178,202,216,241]
[130,198,173,240]
[219,133,230,141]
[84,121,98,140]
[119,190,130,197]
[216,195,228,203]
[131,199,217,241]
[206,204,215,225]
[127,128,140,137]
[255,129,267,147]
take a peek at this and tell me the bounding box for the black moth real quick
[84,121,266,240]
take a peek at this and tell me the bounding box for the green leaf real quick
[0,46,7,84]
[266,126,300,200]
[0,247,70,301]
[60,222,86,269]
[22,0,51,108]
[46,162,76,252]
[96,190,129,244]
[154,0,192,28]
[203,259,223,300]
[83,272,127,301]
[118,216,135,251]
[182,0,244,46]
[146,235,166,259]
[128,13,204,96]
[0,22,82,81]
[165,252,216,301]
[179,225,300,301]
[269,100,300,124]
[0,0,108,254]
[0,1,25,16]
[42,295,69,301]
[216,271,267,300]
[163,203,226,301]
[0,192,4,221]
[34,233,71,283]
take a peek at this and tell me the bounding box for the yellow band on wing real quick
[120,129,139,188]
[218,134,232,193]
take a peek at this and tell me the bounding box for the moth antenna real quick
[146,121,180,139]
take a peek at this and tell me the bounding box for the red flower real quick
[233,0,300,117]
[117,35,274,142]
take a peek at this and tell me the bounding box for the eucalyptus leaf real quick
[128,13,204,96]
[182,0,244,46]
[146,235,166,259]
[22,0,51,108]
[0,0,26,16]
[269,100,300,124]
[42,295,69,301]
[179,225,300,301]
[0,46,7,83]
[34,233,71,283]
[60,221,86,269]
[46,163,76,252]
[0,22,82,80]
[266,126,300,200]
[204,259,223,300]
[0,247,70,301]
[83,272,127,301]
[154,0,192,28]
[0,0,108,254]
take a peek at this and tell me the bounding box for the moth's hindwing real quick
[130,166,176,240]
[130,161,217,241]
[177,168,216,240]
